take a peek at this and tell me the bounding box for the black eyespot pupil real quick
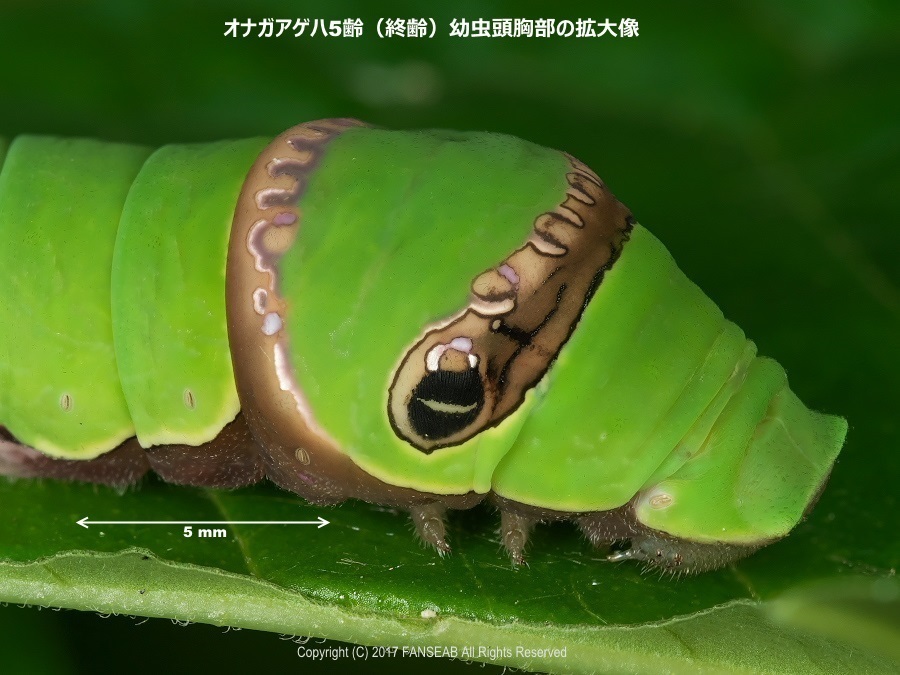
[408,368,485,441]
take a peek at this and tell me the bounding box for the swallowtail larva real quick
[0,119,847,573]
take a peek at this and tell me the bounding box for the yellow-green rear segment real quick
[0,135,264,458]
[492,225,847,543]
[634,360,847,543]
[0,136,152,457]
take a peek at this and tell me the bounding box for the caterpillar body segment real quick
[0,121,847,572]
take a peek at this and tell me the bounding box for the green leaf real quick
[1,1,898,673]
[766,576,900,666]
[0,549,895,675]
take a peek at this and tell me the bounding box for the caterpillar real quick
[0,119,847,573]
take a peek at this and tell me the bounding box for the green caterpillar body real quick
[0,119,847,572]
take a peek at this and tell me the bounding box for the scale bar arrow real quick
[77,516,330,529]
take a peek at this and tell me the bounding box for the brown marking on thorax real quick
[389,155,634,452]
[226,119,480,507]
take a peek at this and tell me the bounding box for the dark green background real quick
[1,1,898,673]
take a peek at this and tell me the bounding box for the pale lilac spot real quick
[499,263,519,286]
[450,337,472,352]
[273,211,297,226]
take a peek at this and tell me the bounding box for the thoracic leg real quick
[410,502,451,555]
[500,510,538,566]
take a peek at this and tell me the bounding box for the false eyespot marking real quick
[388,155,635,453]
